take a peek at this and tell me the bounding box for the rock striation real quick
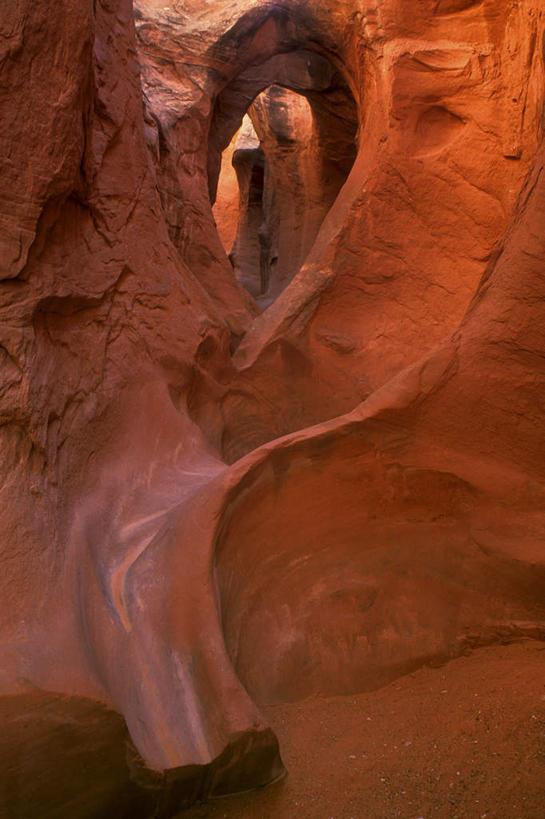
[1,0,545,815]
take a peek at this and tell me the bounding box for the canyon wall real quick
[1,0,544,815]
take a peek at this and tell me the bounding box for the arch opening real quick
[210,52,358,307]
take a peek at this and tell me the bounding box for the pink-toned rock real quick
[0,0,281,812]
[1,0,545,816]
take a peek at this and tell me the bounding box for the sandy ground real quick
[181,641,545,819]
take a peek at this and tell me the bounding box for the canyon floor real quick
[182,641,545,819]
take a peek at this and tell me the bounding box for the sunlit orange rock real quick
[1,0,545,815]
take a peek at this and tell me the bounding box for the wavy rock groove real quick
[1,0,545,816]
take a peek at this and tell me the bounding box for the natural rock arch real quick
[1,0,545,816]
[212,77,358,304]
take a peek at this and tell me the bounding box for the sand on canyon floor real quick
[182,641,545,819]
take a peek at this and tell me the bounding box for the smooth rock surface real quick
[1,0,545,816]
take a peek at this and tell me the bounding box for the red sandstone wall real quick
[1,0,545,814]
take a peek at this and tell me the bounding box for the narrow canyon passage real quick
[213,82,357,307]
[1,0,545,817]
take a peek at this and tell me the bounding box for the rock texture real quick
[219,82,357,306]
[1,0,545,815]
[183,642,545,819]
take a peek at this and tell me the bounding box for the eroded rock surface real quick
[1,0,545,815]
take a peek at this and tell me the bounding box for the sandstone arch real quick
[1,1,545,816]
[213,79,358,304]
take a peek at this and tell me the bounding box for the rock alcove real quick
[1,1,545,817]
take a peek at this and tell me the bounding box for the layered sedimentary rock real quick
[1,0,545,816]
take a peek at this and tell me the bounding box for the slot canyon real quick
[1,1,545,817]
